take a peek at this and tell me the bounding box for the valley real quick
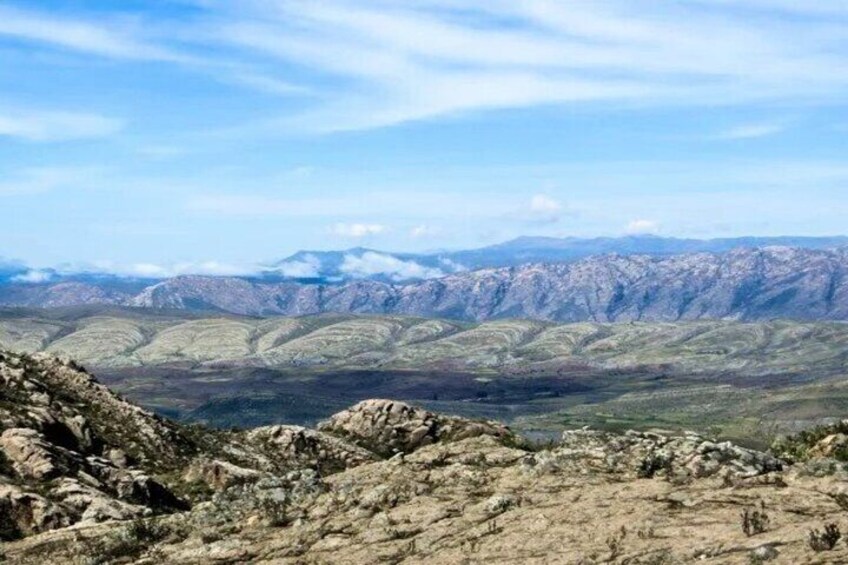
[2,307,846,446]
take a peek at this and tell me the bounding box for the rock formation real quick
[4,350,848,563]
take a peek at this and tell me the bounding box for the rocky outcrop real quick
[549,428,784,481]
[317,399,513,457]
[8,428,848,564]
[0,351,373,541]
[241,425,378,474]
[6,350,848,564]
[0,428,81,480]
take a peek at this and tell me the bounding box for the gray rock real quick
[751,544,779,561]
[318,399,512,457]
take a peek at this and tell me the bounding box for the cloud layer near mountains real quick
[5,248,848,324]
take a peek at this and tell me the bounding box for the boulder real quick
[554,428,784,481]
[318,399,512,457]
[185,459,263,491]
[51,478,147,523]
[0,483,72,540]
[0,428,81,480]
[243,425,377,473]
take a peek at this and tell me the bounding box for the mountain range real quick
[6,234,848,286]
[2,246,848,322]
[269,234,848,282]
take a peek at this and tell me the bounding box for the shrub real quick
[741,505,770,537]
[260,497,290,527]
[772,421,848,463]
[808,523,841,552]
[638,453,673,479]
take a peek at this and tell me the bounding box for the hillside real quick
[2,309,848,446]
[5,350,848,564]
[3,248,848,322]
[2,309,848,376]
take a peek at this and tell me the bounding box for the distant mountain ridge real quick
[5,235,848,286]
[3,246,848,322]
[268,234,848,282]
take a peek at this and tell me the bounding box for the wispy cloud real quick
[3,2,848,133]
[209,0,848,132]
[0,166,102,195]
[0,109,122,142]
[0,5,182,62]
[717,123,785,140]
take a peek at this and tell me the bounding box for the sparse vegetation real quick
[808,523,842,552]
[606,526,627,559]
[75,518,179,564]
[638,453,673,479]
[260,496,290,527]
[741,504,770,537]
[7,347,848,563]
[772,421,848,463]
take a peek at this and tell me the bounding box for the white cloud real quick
[717,123,785,140]
[107,261,254,278]
[410,225,441,238]
[438,257,467,273]
[331,223,386,238]
[626,219,659,234]
[530,194,562,215]
[340,252,444,281]
[516,193,566,224]
[0,110,123,142]
[273,254,322,278]
[11,270,54,283]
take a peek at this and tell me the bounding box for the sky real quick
[1,0,848,276]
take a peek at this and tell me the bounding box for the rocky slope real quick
[5,351,848,563]
[3,247,848,322]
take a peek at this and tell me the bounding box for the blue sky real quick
[1,0,848,276]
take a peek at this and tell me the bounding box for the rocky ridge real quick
[4,352,848,563]
[3,247,848,322]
